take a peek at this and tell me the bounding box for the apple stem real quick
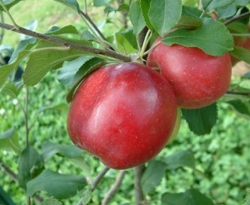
[134,164,147,205]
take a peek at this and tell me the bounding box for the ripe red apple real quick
[147,37,232,109]
[67,62,177,169]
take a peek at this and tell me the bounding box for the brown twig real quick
[91,166,110,191]
[226,90,250,97]
[101,170,126,205]
[224,11,250,25]
[77,166,110,205]
[0,22,131,62]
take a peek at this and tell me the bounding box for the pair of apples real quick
[67,37,232,170]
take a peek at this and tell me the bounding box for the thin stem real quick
[118,0,128,28]
[0,159,43,203]
[101,170,126,205]
[232,33,250,37]
[24,86,29,147]
[91,166,110,191]
[138,29,152,62]
[226,90,250,97]
[27,197,32,205]
[80,10,107,43]
[224,11,250,25]
[0,159,18,182]
[79,6,115,50]
[0,22,131,62]
[134,165,146,205]
[0,0,19,29]
[0,12,4,44]
[77,166,110,205]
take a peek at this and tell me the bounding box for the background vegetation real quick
[1,0,250,205]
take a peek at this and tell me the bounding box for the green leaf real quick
[162,189,215,205]
[165,150,196,170]
[41,198,62,205]
[0,44,14,56]
[45,25,79,35]
[182,6,203,18]
[119,29,137,49]
[182,0,199,6]
[148,0,182,36]
[129,1,146,36]
[54,0,80,13]
[0,128,21,154]
[162,18,234,56]
[0,81,23,98]
[79,187,92,205]
[9,37,37,63]
[215,0,250,19]
[141,160,167,194]
[41,141,83,161]
[57,56,94,86]
[0,50,31,87]
[26,170,87,199]
[93,0,111,7]
[244,191,250,205]
[140,0,154,30]
[243,72,250,79]
[0,0,22,11]
[182,103,218,135]
[38,103,68,113]
[204,0,234,10]
[23,40,91,86]
[227,100,250,116]
[18,146,45,189]
[70,157,91,176]
[176,15,202,29]
[66,59,106,102]
[115,32,137,54]
[229,46,250,64]
[0,186,16,205]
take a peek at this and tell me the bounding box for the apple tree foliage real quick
[0,0,250,204]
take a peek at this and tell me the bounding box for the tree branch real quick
[77,166,110,205]
[101,170,126,205]
[226,90,250,97]
[224,11,250,25]
[0,22,131,62]
[91,166,110,191]
[134,165,147,205]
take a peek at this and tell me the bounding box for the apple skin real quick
[67,62,177,169]
[147,37,232,109]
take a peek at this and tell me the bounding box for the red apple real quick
[147,37,232,109]
[67,62,177,169]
